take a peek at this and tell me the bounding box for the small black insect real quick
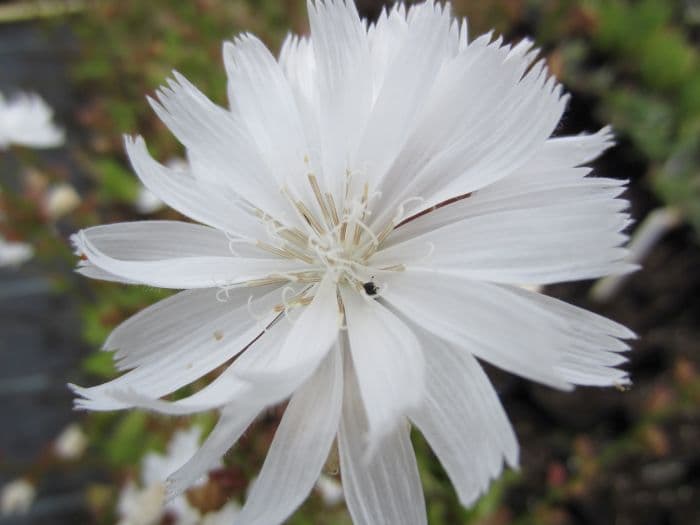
[363,281,378,296]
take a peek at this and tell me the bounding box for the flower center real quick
[227,171,407,314]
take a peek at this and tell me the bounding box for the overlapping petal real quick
[236,348,343,525]
[373,191,633,284]
[70,285,284,411]
[341,286,425,446]
[380,269,633,390]
[339,354,427,525]
[72,220,308,289]
[409,331,518,506]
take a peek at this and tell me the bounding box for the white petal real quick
[106,313,293,415]
[224,35,310,191]
[234,273,339,383]
[340,285,425,445]
[148,73,283,214]
[381,126,620,249]
[307,0,372,198]
[409,332,518,506]
[236,348,343,525]
[499,284,634,386]
[124,135,267,237]
[70,285,284,411]
[355,2,452,189]
[165,404,258,498]
[72,222,306,289]
[339,357,427,525]
[278,34,320,169]
[381,269,632,389]
[163,326,342,500]
[74,221,232,260]
[524,126,615,173]
[366,4,408,97]
[385,172,627,247]
[373,199,633,285]
[371,40,566,227]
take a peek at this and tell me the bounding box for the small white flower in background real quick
[0,92,64,149]
[117,427,213,525]
[45,182,81,220]
[316,474,344,506]
[134,186,164,215]
[71,1,636,523]
[53,423,88,461]
[0,235,33,268]
[134,158,184,214]
[0,478,35,516]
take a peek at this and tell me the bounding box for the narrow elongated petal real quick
[339,356,427,525]
[235,274,339,381]
[224,34,311,192]
[385,173,627,248]
[70,286,284,411]
[72,225,306,289]
[381,269,632,389]
[236,348,343,525]
[124,136,267,238]
[166,404,259,498]
[524,127,615,173]
[373,200,632,284]
[106,318,290,415]
[371,38,566,226]
[341,285,425,445]
[307,0,372,197]
[355,2,452,187]
[409,332,518,506]
[148,73,284,214]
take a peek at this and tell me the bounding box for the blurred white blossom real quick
[54,423,88,461]
[0,478,35,516]
[45,182,81,220]
[0,235,33,267]
[316,474,343,506]
[0,92,64,149]
[117,427,216,525]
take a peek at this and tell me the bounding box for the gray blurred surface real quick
[0,19,90,525]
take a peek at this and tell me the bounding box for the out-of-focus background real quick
[0,0,698,524]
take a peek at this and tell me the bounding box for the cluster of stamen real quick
[235,171,405,318]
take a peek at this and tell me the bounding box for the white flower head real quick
[0,92,64,149]
[71,1,635,523]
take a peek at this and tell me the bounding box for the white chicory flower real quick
[0,92,64,149]
[71,1,635,523]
